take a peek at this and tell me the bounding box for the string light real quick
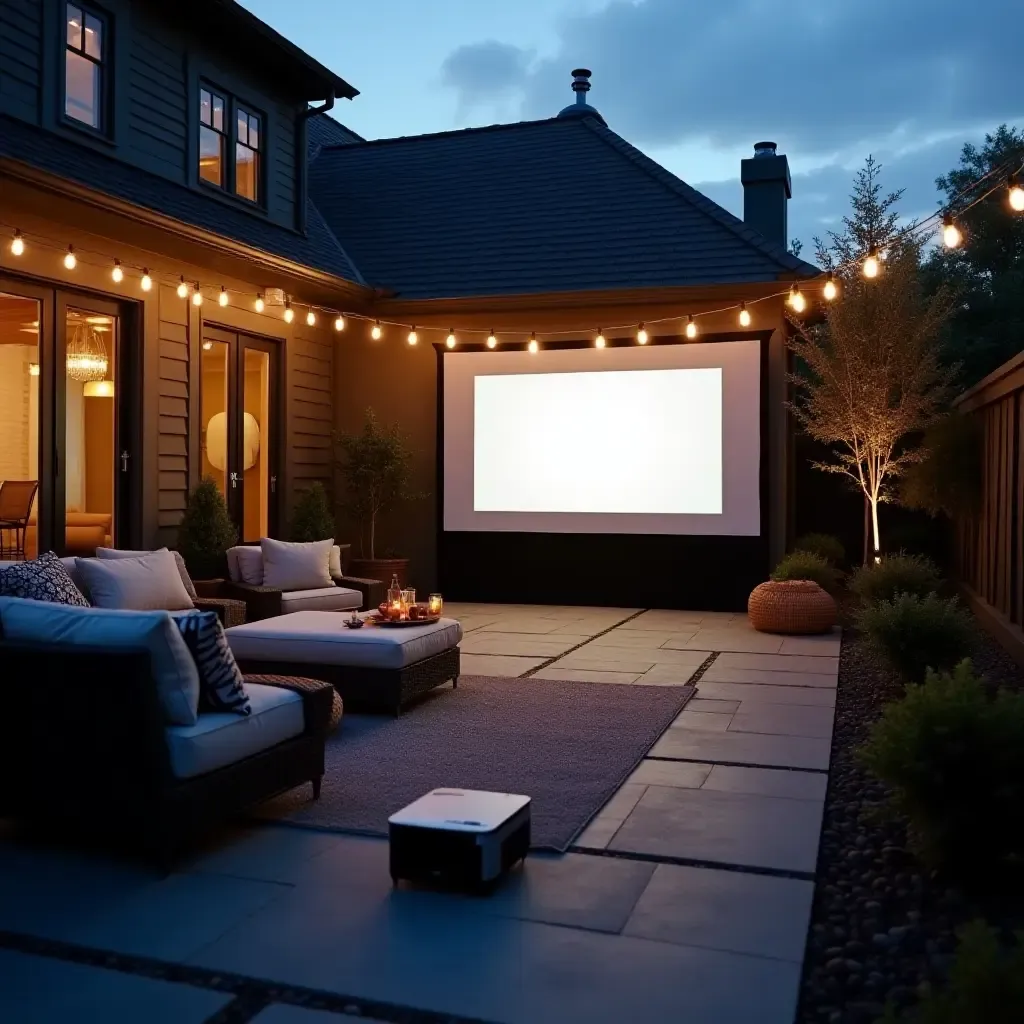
[823,272,837,301]
[487,330,497,349]
[407,326,418,345]
[306,309,316,326]
[218,286,229,307]
[140,269,152,292]
[863,246,880,278]
[109,259,123,283]
[595,329,606,348]
[334,315,345,332]
[10,229,24,256]
[446,329,456,349]
[738,303,751,327]
[528,332,539,354]
[283,300,294,323]
[63,245,76,270]
[941,214,962,249]
[191,284,203,306]
[788,284,806,313]
[637,323,648,345]
[254,293,265,313]
[176,276,188,299]
[371,320,382,340]
[1009,175,1024,212]
[685,315,697,339]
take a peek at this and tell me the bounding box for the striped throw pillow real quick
[174,611,251,716]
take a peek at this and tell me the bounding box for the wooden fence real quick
[956,349,1024,657]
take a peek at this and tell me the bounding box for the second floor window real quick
[65,2,105,129]
[199,87,262,205]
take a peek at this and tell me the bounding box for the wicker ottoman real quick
[748,580,837,635]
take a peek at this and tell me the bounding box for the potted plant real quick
[290,481,336,543]
[176,477,238,591]
[335,408,417,586]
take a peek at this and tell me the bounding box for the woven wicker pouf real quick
[748,579,837,635]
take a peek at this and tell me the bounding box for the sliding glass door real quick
[201,327,280,541]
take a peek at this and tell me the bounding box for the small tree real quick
[788,244,957,561]
[290,481,336,543]
[335,408,416,560]
[176,477,237,579]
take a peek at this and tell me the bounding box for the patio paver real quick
[695,680,837,706]
[650,726,832,770]
[458,653,549,677]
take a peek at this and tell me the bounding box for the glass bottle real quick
[387,574,402,612]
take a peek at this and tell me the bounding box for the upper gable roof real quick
[307,113,365,154]
[309,115,818,301]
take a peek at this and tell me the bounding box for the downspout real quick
[296,92,335,234]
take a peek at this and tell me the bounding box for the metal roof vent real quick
[557,68,605,124]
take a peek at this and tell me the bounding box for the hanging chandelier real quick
[66,322,108,382]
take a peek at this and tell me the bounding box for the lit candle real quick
[428,594,443,615]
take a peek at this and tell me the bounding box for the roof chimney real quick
[557,68,605,124]
[741,141,791,248]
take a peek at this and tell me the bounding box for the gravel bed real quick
[796,622,1024,1024]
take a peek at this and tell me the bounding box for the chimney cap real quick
[558,68,605,124]
[753,141,778,157]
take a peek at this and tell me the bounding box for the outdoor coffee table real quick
[225,611,462,715]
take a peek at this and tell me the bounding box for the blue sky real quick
[240,0,1021,252]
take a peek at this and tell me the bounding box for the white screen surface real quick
[473,368,722,515]
[443,341,761,536]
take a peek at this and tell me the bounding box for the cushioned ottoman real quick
[226,611,463,715]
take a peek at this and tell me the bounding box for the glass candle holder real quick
[401,588,416,613]
[428,593,443,615]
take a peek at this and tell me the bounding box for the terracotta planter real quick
[348,557,411,588]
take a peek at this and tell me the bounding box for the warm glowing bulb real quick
[334,315,345,332]
[1009,179,1024,212]
[254,294,265,313]
[788,285,806,313]
[218,287,228,306]
[942,218,962,249]
[863,249,880,278]
[738,304,751,328]
[10,230,24,256]
[371,320,382,340]
[284,303,294,323]
[63,246,76,270]
[823,274,837,301]
[111,260,123,283]
[685,316,697,339]
[306,309,316,326]
[487,331,497,349]
[191,285,203,306]
[202,339,213,351]
[28,362,39,377]
[528,332,538,354]
[637,323,648,345]
[595,330,606,348]
[407,327,418,345]
[140,269,152,292]
[177,277,188,299]
[446,329,456,349]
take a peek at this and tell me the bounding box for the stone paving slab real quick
[459,632,593,657]
[607,785,824,873]
[671,709,733,732]
[458,653,549,677]
[715,652,840,675]
[531,666,644,684]
[0,948,232,1023]
[699,666,838,688]
[623,863,815,962]
[687,698,742,714]
[563,645,710,668]
[730,703,835,739]
[696,681,837,707]
[664,631,786,654]
[587,630,695,648]
[625,759,714,789]
[702,764,829,802]
[650,725,832,770]
[778,635,842,656]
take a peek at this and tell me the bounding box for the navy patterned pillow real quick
[0,551,90,606]
[174,611,250,716]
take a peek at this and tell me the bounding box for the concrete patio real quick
[0,604,838,1024]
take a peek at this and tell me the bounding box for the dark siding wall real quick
[269,98,298,229]
[0,0,42,123]
[287,322,335,493]
[156,283,191,543]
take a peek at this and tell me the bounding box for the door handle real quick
[121,450,130,472]
[270,474,277,493]
[230,471,239,488]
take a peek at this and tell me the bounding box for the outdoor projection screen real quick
[443,340,762,536]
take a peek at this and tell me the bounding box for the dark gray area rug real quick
[254,674,694,851]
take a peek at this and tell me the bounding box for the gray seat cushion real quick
[280,586,362,613]
[164,682,304,779]
[226,611,463,670]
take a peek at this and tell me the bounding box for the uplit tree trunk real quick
[863,496,870,566]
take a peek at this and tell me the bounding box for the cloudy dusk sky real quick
[241,0,1021,253]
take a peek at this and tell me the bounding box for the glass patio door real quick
[200,328,280,541]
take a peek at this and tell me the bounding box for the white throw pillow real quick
[76,549,195,611]
[329,544,342,578]
[260,537,333,591]
[0,598,200,725]
[228,546,265,585]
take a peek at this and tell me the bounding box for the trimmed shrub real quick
[771,550,841,594]
[879,920,1024,1023]
[794,532,846,566]
[850,552,942,605]
[176,477,237,580]
[858,592,974,683]
[861,661,1024,874]
[291,481,336,543]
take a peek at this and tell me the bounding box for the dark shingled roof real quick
[310,114,819,300]
[307,112,365,154]
[0,114,362,284]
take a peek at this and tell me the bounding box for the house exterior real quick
[0,0,818,605]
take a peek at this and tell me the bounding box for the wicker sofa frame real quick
[235,645,461,717]
[0,642,333,867]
